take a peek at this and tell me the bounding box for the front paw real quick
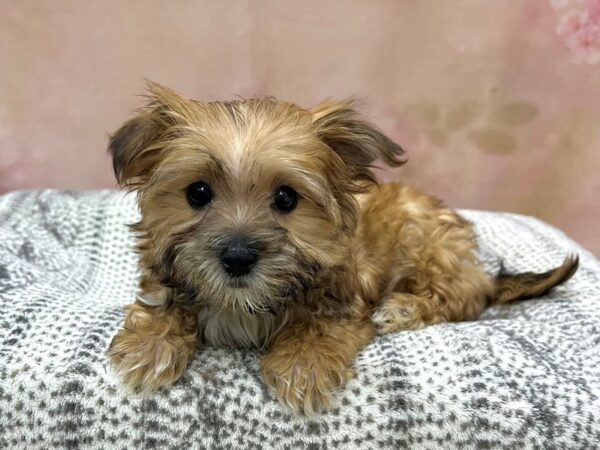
[108,326,197,391]
[262,350,352,415]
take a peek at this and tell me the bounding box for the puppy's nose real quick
[220,240,258,277]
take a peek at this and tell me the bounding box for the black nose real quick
[220,240,259,277]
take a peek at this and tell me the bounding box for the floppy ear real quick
[312,100,405,183]
[109,81,195,186]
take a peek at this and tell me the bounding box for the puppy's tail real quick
[491,255,579,304]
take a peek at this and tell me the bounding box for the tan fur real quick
[107,82,578,414]
[109,302,198,390]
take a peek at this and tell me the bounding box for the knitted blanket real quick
[0,190,599,449]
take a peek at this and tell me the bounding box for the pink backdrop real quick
[1,0,599,255]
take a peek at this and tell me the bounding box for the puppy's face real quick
[110,83,403,313]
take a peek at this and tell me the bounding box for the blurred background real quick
[1,0,598,255]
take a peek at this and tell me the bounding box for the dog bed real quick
[0,190,599,449]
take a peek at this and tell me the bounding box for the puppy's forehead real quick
[179,99,327,178]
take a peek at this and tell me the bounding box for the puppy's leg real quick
[262,317,374,415]
[356,185,494,334]
[373,260,493,334]
[372,204,495,336]
[108,290,198,391]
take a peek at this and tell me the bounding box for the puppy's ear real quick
[312,100,405,183]
[109,81,195,186]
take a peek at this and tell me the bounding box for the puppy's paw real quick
[108,324,197,391]
[372,293,426,334]
[262,349,351,415]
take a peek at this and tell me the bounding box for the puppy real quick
[107,82,578,414]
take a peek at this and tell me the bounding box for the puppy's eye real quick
[273,185,298,213]
[186,182,213,208]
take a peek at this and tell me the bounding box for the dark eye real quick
[186,182,213,208]
[273,185,298,213]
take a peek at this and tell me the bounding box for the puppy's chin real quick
[224,275,251,290]
[197,266,296,315]
[217,281,289,315]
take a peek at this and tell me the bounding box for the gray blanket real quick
[0,190,599,449]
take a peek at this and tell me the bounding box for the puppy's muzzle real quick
[220,238,259,277]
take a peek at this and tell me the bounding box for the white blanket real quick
[0,190,599,449]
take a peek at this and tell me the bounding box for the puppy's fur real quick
[108,83,578,414]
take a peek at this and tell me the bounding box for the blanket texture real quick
[0,190,599,449]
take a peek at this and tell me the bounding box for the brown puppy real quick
[107,83,578,414]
